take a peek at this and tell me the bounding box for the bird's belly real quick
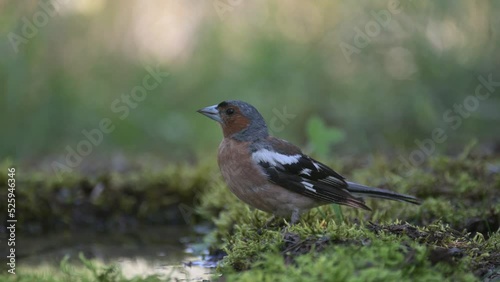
[220,165,319,216]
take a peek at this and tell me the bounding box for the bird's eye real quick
[225,108,235,115]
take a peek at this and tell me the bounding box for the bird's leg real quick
[290,209,301,225]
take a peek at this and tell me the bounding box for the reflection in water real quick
[18,226,216,281]
[118,256,214,280]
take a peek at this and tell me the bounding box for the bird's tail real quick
[346,181,421,205]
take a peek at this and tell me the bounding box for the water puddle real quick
[18,226,217,281]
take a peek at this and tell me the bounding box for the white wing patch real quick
[300,168,312,176]
[301,181,316,193]
[312,161,321,170]
[252,149,301,166]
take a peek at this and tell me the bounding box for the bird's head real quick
[197,100,268,141]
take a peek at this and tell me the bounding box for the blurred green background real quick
[1,0,499,163]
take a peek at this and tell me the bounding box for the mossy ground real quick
[1,149,499,281]
[0,158,217,233]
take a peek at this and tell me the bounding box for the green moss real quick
[0,159,220,232]
[211,218,498,281]
[221,225,482,282]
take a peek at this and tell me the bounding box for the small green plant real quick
[306,116,346,157]
[306,116,347,222]
[77,253,121,282]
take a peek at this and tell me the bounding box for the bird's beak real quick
[197,104,222,123]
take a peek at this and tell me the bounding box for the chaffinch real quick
[198,100,420,224]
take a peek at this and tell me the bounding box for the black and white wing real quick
[251,138,371,210]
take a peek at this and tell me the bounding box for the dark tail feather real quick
[346,181,421,205]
